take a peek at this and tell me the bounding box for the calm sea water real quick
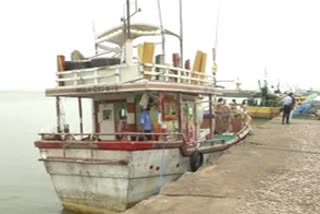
[0,91,92,214]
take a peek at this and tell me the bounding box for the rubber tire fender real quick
[190,150,204,172]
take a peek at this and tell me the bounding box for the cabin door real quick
[98,103,115,140]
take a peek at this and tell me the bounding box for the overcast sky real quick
[0,0,319,91]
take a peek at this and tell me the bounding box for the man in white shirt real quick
[281,93,293,124]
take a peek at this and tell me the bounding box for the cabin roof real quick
[96,23,180,47]
[46,82,222,98]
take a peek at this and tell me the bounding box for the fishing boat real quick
[246,106,281,119]
[246,79,281,119]
[34,2,251,213]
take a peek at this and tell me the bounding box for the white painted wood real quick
[56,62,215,88]
[98,104,115,140]
[125,40,133,64]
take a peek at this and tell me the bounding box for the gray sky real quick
[0,0,319,91]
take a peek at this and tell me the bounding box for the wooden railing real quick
[56,64,140,87]
[140,63,215,86]
[56,63,216,88]
[39,132,185,158]
[39,132,183,142]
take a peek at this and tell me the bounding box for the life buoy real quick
[190,150,204,172]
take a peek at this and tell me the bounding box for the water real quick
[0,91,91,214]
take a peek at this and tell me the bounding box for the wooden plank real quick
[138,43,144,61]
[192,51,204,84]
[199,52,207,85]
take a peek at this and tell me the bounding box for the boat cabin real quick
[44,23,220,144]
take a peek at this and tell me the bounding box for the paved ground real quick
[123,118,320,214]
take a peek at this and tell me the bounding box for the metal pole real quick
[126,0,131,39]
[209,95,213,137]
[123,4,127,44]
[92,21,98,55]
[78,97,84,134]
[194,101,197,141]
[158,92,164,135]
[56,96,61,133]
[179,0,183,67]
[178,93,182,133]
[157,0,165,59]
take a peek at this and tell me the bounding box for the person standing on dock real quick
[281,93,293,124]
[289,93,296,122]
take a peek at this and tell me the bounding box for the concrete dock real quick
[124,118,320,214]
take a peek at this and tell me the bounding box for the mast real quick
[179,0,183,67]
[123,0,140,63]
[212,6,220,87]
[157,0,165,59]
[126,0,131,39]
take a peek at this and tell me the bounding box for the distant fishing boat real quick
[34,1,251,213]
[246,78,281,119]
[246,106,281,119]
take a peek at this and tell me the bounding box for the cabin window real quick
[119,108,127,120]
[188,106,193,116]
[164,103,170,115]
[171,105,176,116]
[162,96,178,121]
[103,109,113,120]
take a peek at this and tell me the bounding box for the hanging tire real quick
[190,150,204,172]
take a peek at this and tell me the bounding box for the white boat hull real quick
[40,148,202,213]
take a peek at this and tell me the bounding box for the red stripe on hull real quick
[35,141,153,151]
